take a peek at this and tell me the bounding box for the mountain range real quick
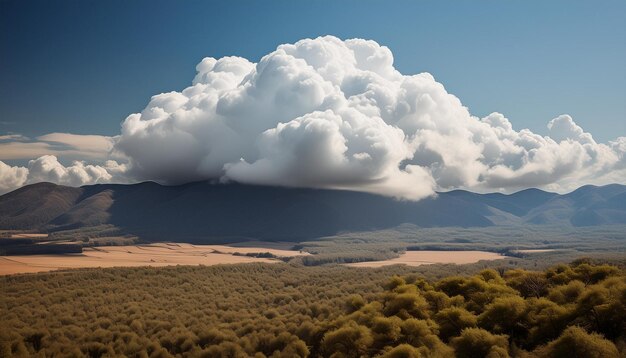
[1,182,625,241]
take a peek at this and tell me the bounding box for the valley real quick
[1,182,625,357]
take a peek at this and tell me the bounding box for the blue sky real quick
[1,0,624,142]
[0,0,625,196]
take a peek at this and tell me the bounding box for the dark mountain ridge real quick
[1,182,625,241]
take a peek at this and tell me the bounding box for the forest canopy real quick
[1,260,625,357]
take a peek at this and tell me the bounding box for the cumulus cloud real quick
[547,115,595,145]
[0,156,127,194]
[0,132,125,194]
[25,155,127,187]
[0,161,28,194]
[110,35,626,199]
[1,36,625,198]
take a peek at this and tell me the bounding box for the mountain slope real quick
[523,184,626,226]
[1,182,625,241]
[0,183,83,229]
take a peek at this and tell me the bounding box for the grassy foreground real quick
[1,259,625,357]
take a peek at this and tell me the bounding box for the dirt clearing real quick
[345,250,506,268]
[0,242,306,275]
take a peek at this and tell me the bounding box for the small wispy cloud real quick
[0,132,116,161]
[0,134,28,141]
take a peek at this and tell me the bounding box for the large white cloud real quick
[111,36,626,199]
[1,36,625,198]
